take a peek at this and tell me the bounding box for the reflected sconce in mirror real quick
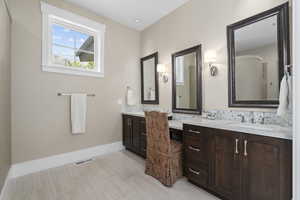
[157,64,168,83]
[205,51,218,76]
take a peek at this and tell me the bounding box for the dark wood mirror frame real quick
[227,3,290,108]
[172,45,202,114]
[141,52,159,104]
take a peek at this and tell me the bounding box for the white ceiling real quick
[64,0,190,31]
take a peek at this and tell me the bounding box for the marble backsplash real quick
[124,105,292,127]
[174,110,292,127]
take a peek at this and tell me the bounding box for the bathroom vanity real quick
[183,124,292,200]
[129,3,292,200]
[122,112,292,200]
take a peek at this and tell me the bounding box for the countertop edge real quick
[122,112,292,140]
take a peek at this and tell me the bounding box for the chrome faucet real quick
[260,116,270,125]
[238,114,245,123]
[249,111,255,124]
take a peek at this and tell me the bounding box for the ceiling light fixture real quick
[135,19,140,23]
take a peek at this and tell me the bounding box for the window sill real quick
[42,65,104,78]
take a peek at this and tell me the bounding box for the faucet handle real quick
[238,114,245,123]
[260,116,271,124]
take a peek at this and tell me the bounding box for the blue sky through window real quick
[51,24,95,69]
[52,24,90,49]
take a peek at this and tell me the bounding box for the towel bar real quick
[57,93,96,97]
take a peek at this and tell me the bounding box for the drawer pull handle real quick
[189,130,201,134]
[188,146,201,152]
[189,168,200,175]
[235,139,239,154]
[244,140,248,157]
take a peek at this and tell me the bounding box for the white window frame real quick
[176,56,185,85]
[41,2,105,78]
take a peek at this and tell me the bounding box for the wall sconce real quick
[205,51,218,76]
[157,64,168,83]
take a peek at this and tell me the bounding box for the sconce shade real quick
[157,64,166,73]
[205,51,217,63]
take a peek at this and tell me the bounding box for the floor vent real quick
[74,158,94,166]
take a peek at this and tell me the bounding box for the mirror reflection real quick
[172,45,202,114]
[234,15,279,101]
[175,52,197,109]
[141,53,159,104]
[143,58,156,101]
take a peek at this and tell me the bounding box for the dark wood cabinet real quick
[241,134,292,200]
[183,125,211,188]
[123,115,292,200]
[122,116,132,148]
[131,117,140,152]
[211,130,242,200]
[183,124,292,200]
[122,115,144,155]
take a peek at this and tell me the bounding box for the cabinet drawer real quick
[183,134,208,165]
[184,144,208,166]
[184,125,206,137]
[183,133,206,149]
[186,165,208,187]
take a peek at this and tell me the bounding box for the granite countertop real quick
[122,111,172,118]
[122,111,293,140]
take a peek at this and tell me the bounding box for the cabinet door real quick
[242,134,292,200]
[122,116,132,148]
[212,130,242,200]
[131,117,140,152]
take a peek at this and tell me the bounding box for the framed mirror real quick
[227,3,290,108]
[141,52,159,104]
[172,45,202,114]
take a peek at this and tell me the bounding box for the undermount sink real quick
[229,123,275,131]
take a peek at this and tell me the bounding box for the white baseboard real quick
[10,141,124,179]
[0,167,12,200]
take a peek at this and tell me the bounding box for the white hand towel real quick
[277,75,288,117]
[71,94,87,134]
[126,88,136,106]
[287,74,292,111]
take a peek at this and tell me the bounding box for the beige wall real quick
[0,0,11,192]
[9,0,140,163]
[141,0,288,112]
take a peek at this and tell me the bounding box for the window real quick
[176,56,185,85]
[41,3,105,77]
